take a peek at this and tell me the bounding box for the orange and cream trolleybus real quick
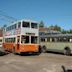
[3,19,39,54]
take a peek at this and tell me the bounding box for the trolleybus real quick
[40,34,72,55]
[3,19,39,54]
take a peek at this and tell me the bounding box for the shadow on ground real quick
[0,50,72,56]
[47,51,72,56]
[0,51,8,56]
[18,52,41,56]
[47,51,63,55]
[18,51,72,56]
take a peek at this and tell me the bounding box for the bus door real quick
[17,36,20,50]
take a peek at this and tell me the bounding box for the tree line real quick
[39,21,72,34]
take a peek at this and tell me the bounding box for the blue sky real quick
[0,0,72,30]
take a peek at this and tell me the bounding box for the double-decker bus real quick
[40,34,72,55]
[3,19,39,54]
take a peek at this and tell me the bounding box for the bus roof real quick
[40,34,72,38]
[6,19,38,28]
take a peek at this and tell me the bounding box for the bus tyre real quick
[38,45,42,53]
[64,48,71,56]
[12,47,16,54]
[38,45,47,53]
[41,46,47,53]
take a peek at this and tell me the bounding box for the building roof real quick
[39,27,61,34]
[39,27,49,32]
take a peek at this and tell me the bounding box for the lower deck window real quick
[31,36,38,44]
[5,38,15,43]
[21,35,38,44]
[40,37,72,42]
[41,38,45,42]
[21,36,29,43]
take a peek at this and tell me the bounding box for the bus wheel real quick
[64,47,71,56]
[12,47,16,54]
[38,45,42,53]
[41,46,47,53]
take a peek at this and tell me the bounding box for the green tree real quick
[48,25,61,31]
[61,29,72,34]
[69,29,72,33]
[54,25,61,31]
[39,21,44,27]
[48,25,54,30]
[61,29,67,34]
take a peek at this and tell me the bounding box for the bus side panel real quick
[16,44,39,53]
[3,43,14,51]
[40,42,72,52]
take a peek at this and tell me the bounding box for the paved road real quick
[0,52,72,72]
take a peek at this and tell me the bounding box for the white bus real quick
[40,34,72,55]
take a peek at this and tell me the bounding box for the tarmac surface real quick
[0,50,72,72]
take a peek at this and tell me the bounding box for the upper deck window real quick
[18,22,21,28]
[6,24,17,31]
[13,24,16,29]
[22,21,30,28]
[31,23,38,28]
